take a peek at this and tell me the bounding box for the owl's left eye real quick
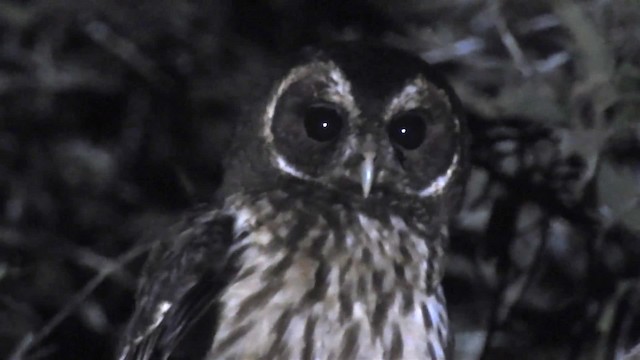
[387,110,427,150]
[303,104,344,142]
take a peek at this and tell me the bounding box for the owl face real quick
[257,44,465,202]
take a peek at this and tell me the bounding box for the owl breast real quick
[207,190,449,360]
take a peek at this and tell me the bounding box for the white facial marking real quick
[262,66,309,143]
[261,61,359,180]
[383,74,462,198]
[263,63,462,200]
[419,153,459,197]
[275,153,311,180]
[326,68,359,116]
[329,68,350,95]
[384,75,430,120]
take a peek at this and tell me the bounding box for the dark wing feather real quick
[117,210,236,360]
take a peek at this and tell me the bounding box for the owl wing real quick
[117,210,236,360]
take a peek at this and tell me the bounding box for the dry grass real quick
[0,1,638,359]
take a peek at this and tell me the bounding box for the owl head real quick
[224,42,467,212]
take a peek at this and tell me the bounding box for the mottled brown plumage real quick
[117,42,467,360]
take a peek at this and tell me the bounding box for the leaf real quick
[597,159,640,232]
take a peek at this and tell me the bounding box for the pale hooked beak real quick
[361,152,375,198]
[360,135,376,198]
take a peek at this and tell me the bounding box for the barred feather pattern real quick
[208,190,450,360]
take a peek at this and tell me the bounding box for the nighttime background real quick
[1,0,639,359]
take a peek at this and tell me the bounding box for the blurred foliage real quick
[0,0,638,359]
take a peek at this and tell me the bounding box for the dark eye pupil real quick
[387,112,427,150]
[304,105,343,142]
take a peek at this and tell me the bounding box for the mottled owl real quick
[117,42,468,360]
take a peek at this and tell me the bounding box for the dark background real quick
[1,1,639,359]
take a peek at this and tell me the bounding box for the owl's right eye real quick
[303,104,344,142]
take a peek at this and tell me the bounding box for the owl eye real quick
[303,104,344,142]
[387,111,427,150]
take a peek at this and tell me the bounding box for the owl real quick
[117,42,467,360]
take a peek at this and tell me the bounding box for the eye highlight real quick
[303,104,344,142]
[387,110,428,150]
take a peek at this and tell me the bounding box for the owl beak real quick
[360,151,376,198]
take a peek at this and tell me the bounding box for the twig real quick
[81,18,173,87]
[497,216,551,323]
[421,37,485,64]
[8,242,153,360]
[492,1,534,77]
